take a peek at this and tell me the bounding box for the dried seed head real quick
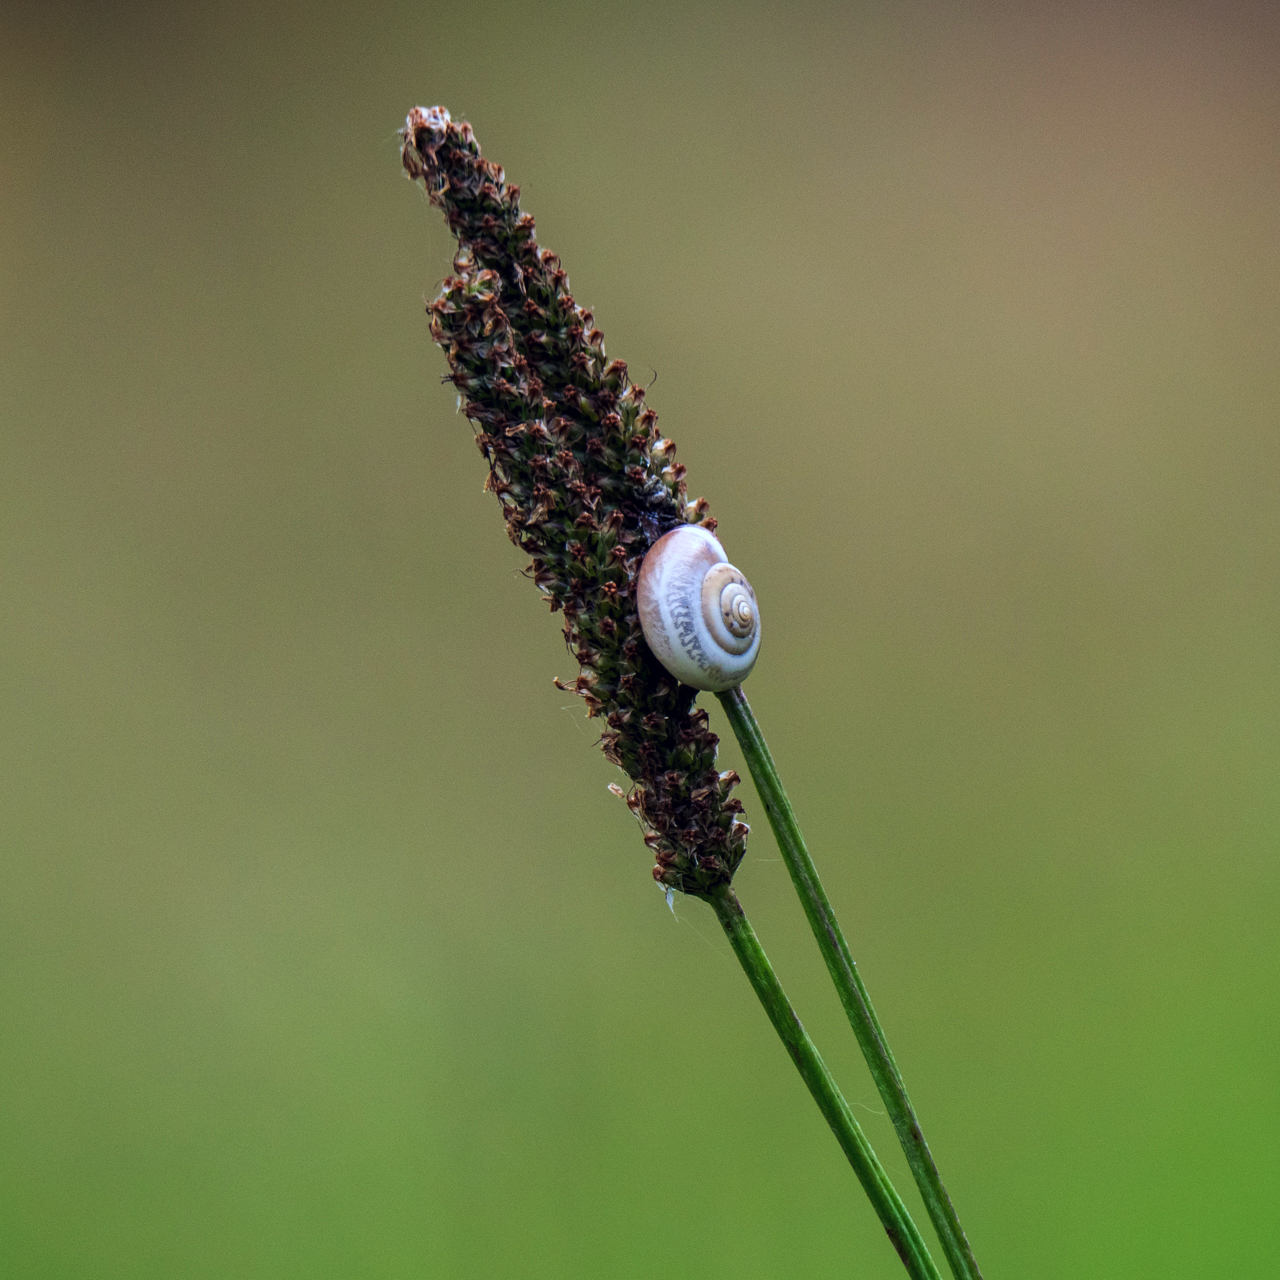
[402,106,747,896]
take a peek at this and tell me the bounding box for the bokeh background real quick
[3,2,1278,1276]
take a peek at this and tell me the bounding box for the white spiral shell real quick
[637,525,761,692]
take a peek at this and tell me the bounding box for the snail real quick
[637,525,761,692]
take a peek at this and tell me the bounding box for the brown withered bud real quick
[401,106,747,896]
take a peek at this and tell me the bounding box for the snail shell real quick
[637,525,760,692]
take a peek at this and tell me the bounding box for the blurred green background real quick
[2,2,1278,1276]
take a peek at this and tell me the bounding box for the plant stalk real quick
[706,884,941,1280]
[716,686,983,1280]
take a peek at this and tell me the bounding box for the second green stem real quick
[707,884,940,1280]
[717,685,983,1280]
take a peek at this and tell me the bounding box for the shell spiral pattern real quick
[638,526,761,692]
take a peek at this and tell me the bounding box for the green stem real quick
[716,686,983,1280]
[706,885,941,1280]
